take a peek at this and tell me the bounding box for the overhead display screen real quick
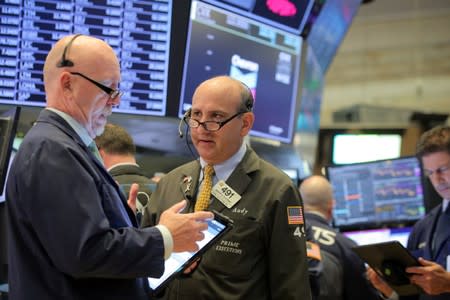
[179,0,303,143]
[208,0,314,35]
[306,0,362,73]
[326,156,426,229]
[0,0,172,116]
[332,133,402,165]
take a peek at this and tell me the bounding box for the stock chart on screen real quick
[327,156,426,229]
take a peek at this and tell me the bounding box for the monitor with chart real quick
[326,156,426,230]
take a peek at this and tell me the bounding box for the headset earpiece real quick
[57,34,83,68]
[245,92,254,112]
[240,81,254,112]
[57,59,74,68]
[184,108,192,119]
[178,108,192,138]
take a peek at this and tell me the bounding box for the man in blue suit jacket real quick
[368,125,450,300]
[300,175,380,300]
[6,34,212,300]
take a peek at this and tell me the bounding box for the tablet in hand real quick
[148,210,233,295]
[353,241,422,296]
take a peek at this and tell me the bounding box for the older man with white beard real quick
[6,34,213,300]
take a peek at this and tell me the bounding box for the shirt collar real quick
[199,143,247,182]
[46,108,93,147]
[307,210,328,220]
[107,162,140,172]
[443,198,450,213]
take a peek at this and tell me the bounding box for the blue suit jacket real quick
[404,204,450,300]
[6,110,164,300]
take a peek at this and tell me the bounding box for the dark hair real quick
[416,125,450,158]
[95,123,136,155]
[238,81,254,112]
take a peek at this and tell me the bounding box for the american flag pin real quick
[183,176,192,184]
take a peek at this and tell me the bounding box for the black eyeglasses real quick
[185,111,245,132]
[70,72,122,100]
[424,163,450,178]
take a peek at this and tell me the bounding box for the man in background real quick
[142,75,312,299]
[367,125,450,299]
[6,34,213,300]
[95,123,156,220]
[299,175,380,300]
[305,224,344,300]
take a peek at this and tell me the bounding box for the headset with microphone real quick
[178,108,198,160]
[178,108,191,138]
[177,80,254,162]
[57,34,83,68]
[177,79,253,139]
[240,80,254,112]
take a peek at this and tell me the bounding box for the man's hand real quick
[367,267,395,298]
[127,183,139,214]
[407,257,450,295]
[159,200,214,252]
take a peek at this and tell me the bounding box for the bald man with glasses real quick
[142,75,312,300]
[6,34,213,300]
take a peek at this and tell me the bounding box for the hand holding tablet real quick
[158,200,214,252]
[149,210,233,295]
[353,241,422,296]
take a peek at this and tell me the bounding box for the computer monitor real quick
[209,0,314,35]
[343,227,412,247]
[0,107,20,198]
[178,0,303,143]
[295,43,324,168]
[281,168,299,187]
[332,133,403,165]
[326,156,426,230]
[305,0,362,73]
[0,1,173,116]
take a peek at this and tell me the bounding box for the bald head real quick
[43,34,119,106]
[41,35,121,138]
[190,75,255,164]
[194,76,253,113]
[299,175,334,219]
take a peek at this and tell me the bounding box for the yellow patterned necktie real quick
[195,164,214,211]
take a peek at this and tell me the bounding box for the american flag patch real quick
[306,241,322,261]
[287,206,304,225]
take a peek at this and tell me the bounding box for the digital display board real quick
[295,43,324,173]
[326,156,426,229]
[0,0,172,116]
[332,133,402,165]
[179,0,303,143]
[343,227,412,247]
[0,106,20,199]
[307,0,362,73]
[209,0,314,35]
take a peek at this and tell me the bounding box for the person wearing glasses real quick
[367,125,450,300]
[5,34,213,300]
[141,75,312,299]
